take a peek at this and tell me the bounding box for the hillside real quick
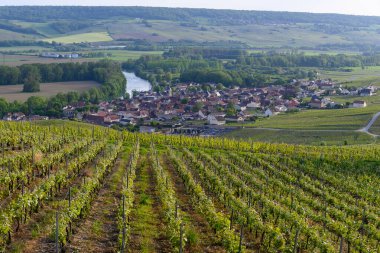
[1,6,380,51]
[0,121,379,252]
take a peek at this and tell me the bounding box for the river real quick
[123,71,151,97]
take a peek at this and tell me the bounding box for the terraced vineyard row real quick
[0,121,379,252]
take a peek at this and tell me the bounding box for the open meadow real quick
[224,128,377,145]
[251,106,380,130]
[43,32,113,44]
[319,66,380,87]
[0,81,100,102]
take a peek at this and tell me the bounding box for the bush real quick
[23,78,40,92]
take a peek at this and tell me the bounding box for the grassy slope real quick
[0,17,379,49]
[252,106,380,130]
[43,32,113,44]
[369,117,380,135]
[319,66,380,87]
[224,128,376,146]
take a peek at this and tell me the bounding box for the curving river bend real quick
[123,71,151,96]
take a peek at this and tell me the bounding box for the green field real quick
[369,117,380,135]
[0,81,100,102]
[43,32,113,44]
[87,50,163,61]
[0,50,163,66]
[319,66,380,87]
[250,106,380,130]
[224,128,376,145]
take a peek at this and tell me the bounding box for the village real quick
[3,79,376,136]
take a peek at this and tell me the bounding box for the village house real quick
[2,112,25,121]
[264,109,276,117]
[309,99,326,109]
[207,115,226,125]
[360,88,373,97]
[225,115,244,123]
[104,114,121,124]
[352,100,367,108]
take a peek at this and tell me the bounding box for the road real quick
[358,112,380,136]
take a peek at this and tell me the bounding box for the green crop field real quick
[0,121,379,253]
[43,32,113,44]
[87,50,164,61]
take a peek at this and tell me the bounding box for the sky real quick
[1,0,380,17]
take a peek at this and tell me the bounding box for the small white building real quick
[275,105,288,112]
[352,100,367,108]
[264,109,274,117]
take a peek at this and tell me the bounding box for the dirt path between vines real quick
[127,155,172,253]
[65,154,126,253]
[163,154,226,253]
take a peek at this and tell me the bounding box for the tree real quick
[192,102,203,112]
[226,102,237,116]
[26,96,46,115]
[22,65,41,93]
[0,98,8,117]
[23,77,40,92]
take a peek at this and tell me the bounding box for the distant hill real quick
[1,6,380,51]
[1,6,380,26]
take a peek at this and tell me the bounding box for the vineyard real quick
[0,121,379,253]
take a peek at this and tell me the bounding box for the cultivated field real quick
[0,51,163,66]
[0,81,100,102]
[0,54,98,67]
[43,32,113,44]
[0,122,379,252]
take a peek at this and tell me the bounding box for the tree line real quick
[123,52,380,88]
[0,60,126,117]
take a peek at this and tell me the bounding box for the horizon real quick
[0,1,380,17]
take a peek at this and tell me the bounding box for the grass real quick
[248,106,380,130]
[130,156,161,253]
[0,81,100,102]
[0,54,98,67]
[319,66,380,87]
[369,117,380,135]
[91,220,103,236]
[224,128,377,146]
[43,32,113,44]
[0,50,163,66]
[1,17,380,50]
[87,50,163,61]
